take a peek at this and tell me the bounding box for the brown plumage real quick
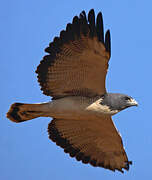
[7,9,138,173]
[48,117,131,172]
[36,9,110,99]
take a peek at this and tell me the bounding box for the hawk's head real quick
[100,93,138,112]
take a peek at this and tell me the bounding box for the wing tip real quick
[124,161,132,171]
[45,9,110,55]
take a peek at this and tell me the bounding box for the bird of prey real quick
[7,9,138,173]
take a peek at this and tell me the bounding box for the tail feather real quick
[7,103,25,122]
[7,102,48,123]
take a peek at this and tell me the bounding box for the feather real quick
[96,12,104,43]
[79,10,89,36]
[45,37,62,54]
[105,30,111,57]
[88,9,96,37]
[60,30,69,44]
[66,23,75,41]
[72,16,80,38]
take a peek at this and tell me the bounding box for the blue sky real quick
[1,0,152,179]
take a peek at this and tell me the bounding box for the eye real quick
[124,97,130,101]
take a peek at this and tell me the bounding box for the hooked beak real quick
[129,99,138,107]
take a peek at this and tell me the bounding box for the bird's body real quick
[9,94,137,122]
[7,9,138,173]
[9,96,118,122]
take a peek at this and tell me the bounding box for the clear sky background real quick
[1,0,152,179]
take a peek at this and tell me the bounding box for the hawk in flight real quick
[7,9,138,173]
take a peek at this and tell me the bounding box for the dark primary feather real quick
[79,11,89,36]
[105,30,111,57]
[72,16,80,38]
[60,30,69,44]
[96,12,104,43]
[88,9,96,37]
[66,23,75,41]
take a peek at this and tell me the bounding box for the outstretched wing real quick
[36,9,111,99]
[48,117,132,173]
